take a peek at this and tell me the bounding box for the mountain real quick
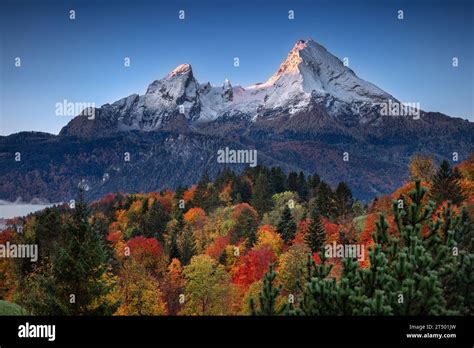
[61,40,395,137]
[1,39,473,203]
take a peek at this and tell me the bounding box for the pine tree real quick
[296,252,336,315]
[34,208,63,263]
[424,201,473,314]
[297,172,309,200]
[431,160,465,205]
[179,225,197,265]
[233,207,258,247]
[277,205,297,244]
[315,181,335,219]
[141,198,149,215]
[305,204,326,253]
[270,167,287,194]
[168,208,184,260]
[334,181,353,219]
[287,172,299,193]
[140,198,169,241]
[250,264,285,315]
[29,189,117,315]
[307,172,321,197]
[192,171,209,209]
[252,173,272,216]
[168,230,180,261]
[231,176,252,203]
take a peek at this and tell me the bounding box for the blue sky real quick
[1,0,473,135]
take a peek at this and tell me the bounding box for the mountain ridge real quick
[1,39,472,202]
[60,39,402,137]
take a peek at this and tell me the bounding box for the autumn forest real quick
[0,155,473,316]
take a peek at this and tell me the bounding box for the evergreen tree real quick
[141,198,149,215]
[34,208,63,263]
[232,207,258,247]
[250,264,285,315]
[334,181,353,219]
[54,190,115,315]
[168,230,180,261]
[431,160,465,205]
[252,173,272,216]
[315,181,335,219]
[305,205,326,253]
[168,208,184,260]
[296,253,336,315]
[297,172,309,200]
[291,180,473,316]
[270,167,287,193]
[192,171,210,210]
[21,190,116,315]
[175,186,186,201]
[179,225,197,265]
[307,172,321,197]
[287,172,299,193]
[277,205,297,244]
[140,198,169,241]
[232,176,252,203]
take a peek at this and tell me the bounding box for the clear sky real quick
[0,0,473,135]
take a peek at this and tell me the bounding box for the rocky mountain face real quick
[1,39,473,203]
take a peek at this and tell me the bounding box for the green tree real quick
[277,205,297,244]
[250,264,285,315]
[431,160,465,205]
[305,204,326,253]
[167,208,184,261]
[335,182,354,219]
[297,172,309,200]
[140,198,169,241]
[295,253,336,315]
[181,255,233,315]
[315,181,335,219]
[270,167,287,193]
[232,205,258,247]
[252,173,272,216]
[20,190,116,315]
[287,172,299,193]
[178,225,197,265]
[290,180,473,316]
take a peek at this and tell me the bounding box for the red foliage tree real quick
[231,246,276,288]
[205,236,230,261]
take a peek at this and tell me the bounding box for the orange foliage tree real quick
[231,246,276,289]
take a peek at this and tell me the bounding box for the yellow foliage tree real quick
[114,260,167,315]
[409,154,435,181]
[253,224,284,255]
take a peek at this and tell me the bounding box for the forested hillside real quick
[0,155,472,315]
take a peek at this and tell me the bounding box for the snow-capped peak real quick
[167,63,193,78]
[263,39,309,86]
[81,39,395,131]
[260,39,391,103]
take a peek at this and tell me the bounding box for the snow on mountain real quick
[66,39,396,133]
[251,39,394,116]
